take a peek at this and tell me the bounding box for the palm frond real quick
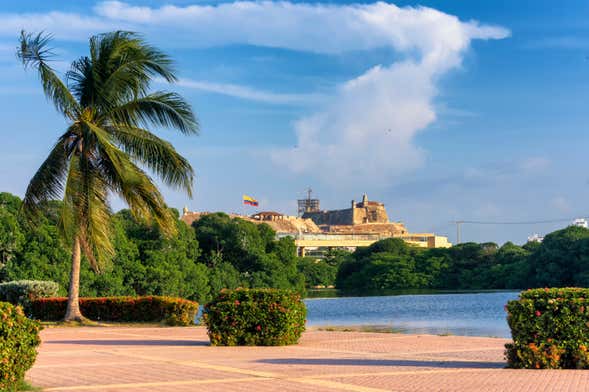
[62,153,114,272]
[110,91,198,134]
[79,165,114,272]
[101,155,177,237]
[101,31,176,96]
[66,57,94,107]
[108,125,194,196]
[79,31,178,110]
[81,119,178,237]
[22,130,75,220]
[17,31,80,119]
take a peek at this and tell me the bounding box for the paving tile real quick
[26,326,589,392]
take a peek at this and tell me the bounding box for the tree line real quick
[3,191,588,300]
[335,225,589,294]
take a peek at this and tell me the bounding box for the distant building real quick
[295,193,450,256]
[251,211,285,222]
[303,193,389,226]
[527,233,544,243]
[572,218,588,229]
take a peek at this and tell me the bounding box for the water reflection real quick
[304,291,518,338]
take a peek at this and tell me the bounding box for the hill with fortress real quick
[181,194,450,255]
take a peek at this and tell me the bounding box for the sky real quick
[0,0,588,245]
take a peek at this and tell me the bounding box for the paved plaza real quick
[28,326,589,391]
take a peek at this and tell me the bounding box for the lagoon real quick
[304,291,519,338]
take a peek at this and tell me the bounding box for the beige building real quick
[181,194,451,257]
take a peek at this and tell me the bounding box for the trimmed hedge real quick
[0,280,59,312]
[506,287,589,368]
[0,302,42,391]
[31,296,198,326]
[203,288,306,346]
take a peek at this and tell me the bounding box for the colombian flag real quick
[243,195,259,207]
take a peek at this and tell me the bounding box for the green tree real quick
[193,214,305,293]
[530,226,589,287]
[298,258,338,287]
[17,31,197,321]
[336,238,429,292]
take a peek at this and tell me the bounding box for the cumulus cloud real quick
[0,1,510,185]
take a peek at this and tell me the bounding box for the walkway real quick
[28,326,589,391]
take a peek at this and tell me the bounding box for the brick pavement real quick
[27,326,589,391]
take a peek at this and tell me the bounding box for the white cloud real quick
[0,1,510,186]
[92,1,508,55]
[0,12,112,39]
[174,78,324,105]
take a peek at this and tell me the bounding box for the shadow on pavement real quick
[258,358,504,369]
[48,339,210,346]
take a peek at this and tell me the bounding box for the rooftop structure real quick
[297,188,320,216]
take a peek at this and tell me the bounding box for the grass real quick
[18,381,41,391]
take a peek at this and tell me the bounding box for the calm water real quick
[304,291,519,338]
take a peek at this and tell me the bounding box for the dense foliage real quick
[297,249,346,287]
[506,288,589,369]
[0,280,59,312]
[31,296,198,326]
[203,288,306,346]
[336,226,589,293]
[193,213,305,293]
[1,193,305,303]
[0,302,42,391]
[4,188,589,299]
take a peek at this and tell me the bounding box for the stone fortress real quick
[181,192,451,257]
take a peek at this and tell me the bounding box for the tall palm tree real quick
[17,31,197,321]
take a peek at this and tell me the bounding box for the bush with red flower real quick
[506,287,589,368]
[0,301,42,391]
[202,288,306,346]
[30,296,198,326]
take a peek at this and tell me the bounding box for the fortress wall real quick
[303,208,355,226]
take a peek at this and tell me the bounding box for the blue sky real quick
[0,1,588,245]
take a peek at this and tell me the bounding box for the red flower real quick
[535,310,542,317]
[234,300,240,306]
[255,325,262,331]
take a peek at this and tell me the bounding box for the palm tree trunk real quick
[64,236,84,321]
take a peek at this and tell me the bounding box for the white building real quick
[527,233,544,243]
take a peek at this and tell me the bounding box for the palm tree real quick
[17,31,197,321]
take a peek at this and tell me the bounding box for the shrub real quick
[203,288,306,346]
[506,287,589,368]
[30,296,198,326]
[0,280,59,312]
[0,302,42,391]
